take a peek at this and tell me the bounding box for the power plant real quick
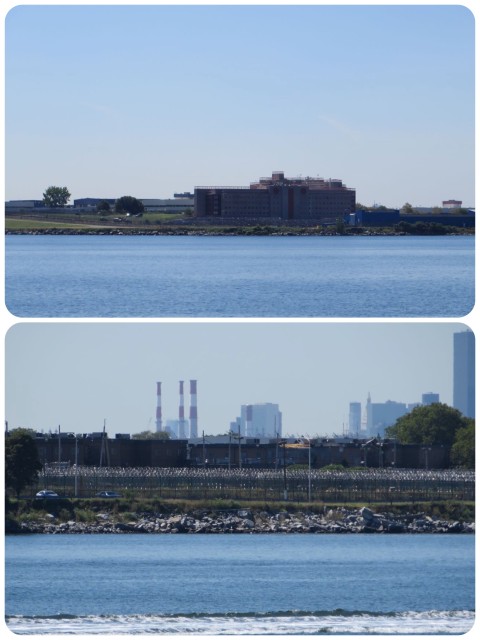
[178,380,186,439]
[189,380,198,438]
[155,382,162,432]
[157,380,198,439]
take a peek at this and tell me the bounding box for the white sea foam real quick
[5,610,475,635]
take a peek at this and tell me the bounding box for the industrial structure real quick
[194,171,356,222]
[72,195,194,213]
[155,382,162,432]
[32,431,452,470]
[189,380,198,438]
[4,195,194,214]
[453,329,475,419]
[157,380,198,438]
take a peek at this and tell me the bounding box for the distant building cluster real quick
[22,329,474,472]
[347,393,437,439]
[157,381,282,441]
[5,194,195,214]
[5,172,474,228]
[194,171,356,222]
[347,329,475,437]
[73,197,194,213]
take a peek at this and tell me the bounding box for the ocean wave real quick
[5,610,475,635]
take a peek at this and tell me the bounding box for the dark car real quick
[96,491,122,498]
[35,490,59,499]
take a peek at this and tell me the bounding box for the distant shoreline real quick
[4,227,474,237]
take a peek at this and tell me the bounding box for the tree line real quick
[42,186,145,215]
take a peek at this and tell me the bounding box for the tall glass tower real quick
[453,329,475,418]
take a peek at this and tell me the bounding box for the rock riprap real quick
[6,506,474,535]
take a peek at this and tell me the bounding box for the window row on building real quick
[194,171,356,221]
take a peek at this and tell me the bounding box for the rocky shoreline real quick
[7,506,475,535]
[5,228,405,237]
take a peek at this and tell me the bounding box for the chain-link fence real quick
[35,466,475,503]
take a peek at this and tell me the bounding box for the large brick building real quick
[194,171,355,223]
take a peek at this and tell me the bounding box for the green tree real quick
[450,420,475,468]
[335,218,346,234]
[132,430,170,440]
[96,200,111,212]
[386,403,469,447]
[401,202,414,214]
[43,186,71,208]
[5,428,42,497]
[115,196,145,215]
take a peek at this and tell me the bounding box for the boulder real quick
[360,507,375,522]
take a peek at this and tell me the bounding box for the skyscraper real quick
[231,403,282,438]
[348,402,362,437]
[453,330,475,418]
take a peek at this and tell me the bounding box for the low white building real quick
[141,198,193,212]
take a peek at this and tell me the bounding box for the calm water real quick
[5,534,475,634]
[5,235,474,317]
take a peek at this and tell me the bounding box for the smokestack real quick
[246,404,253,437]
[189,380,198,438]
[179,380,186,439]
[155,382,162,432]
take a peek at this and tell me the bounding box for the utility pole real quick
[238,425,242,470]
[308,440,312,502]
[74,436,79,498]
[282,439,288,501]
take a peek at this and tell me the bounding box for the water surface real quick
[5,533,475,634]
[5,235,474,317]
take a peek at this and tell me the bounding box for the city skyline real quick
[5,322,465,439]
[5,2,475,208]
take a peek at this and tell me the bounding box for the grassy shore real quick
[5,213,474,236]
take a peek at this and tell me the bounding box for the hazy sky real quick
[4,1,475,208]
[5,322,466,438]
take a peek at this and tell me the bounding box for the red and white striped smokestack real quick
[155,382,162,432]
[179,380,186,439]
[246,404,253,437]
[189,380,198,438]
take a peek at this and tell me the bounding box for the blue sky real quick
[4,2,475,208]
[5,322,466,438]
